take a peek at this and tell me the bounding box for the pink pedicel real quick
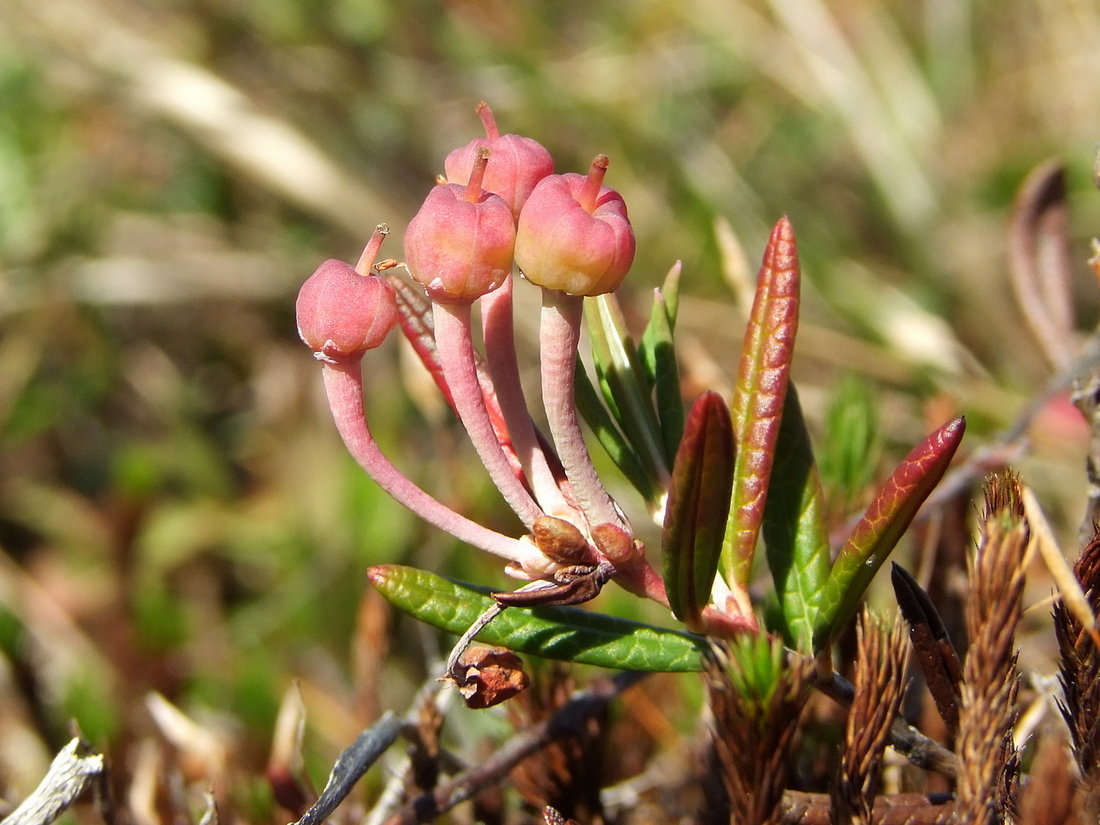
[514,155,636,297]
[444,102,554,219]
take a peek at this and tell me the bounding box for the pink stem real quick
[539,290,627,530]
[577,155,608,213]
[482,277,583,523]
[476,102,500,140]
[432,301,544,528]
[321,360,544,570]
[463,148,491,203]
[354,225,389,275]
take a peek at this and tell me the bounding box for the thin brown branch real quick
[813,671,958,778]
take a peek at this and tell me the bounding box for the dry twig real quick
[1,738,110,825]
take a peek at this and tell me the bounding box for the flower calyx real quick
[531,515,599,567]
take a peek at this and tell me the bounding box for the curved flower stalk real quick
[297,226,553,580]
[481,274,583,523]
[405,147,544,529]
[516,155,637,532]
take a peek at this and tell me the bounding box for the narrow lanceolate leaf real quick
[813,417,966,651]
[762,383,830,652]
[586,294,670,489]
[640,289,685,464]
[573,358,660,503]
[368,565,708,672]
[639,263,685,462]
[891,563,962,736]
[722,217,801,590]
[662,392,735,629]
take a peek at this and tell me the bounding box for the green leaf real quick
[639,262,683,386]
[719,631,787,709]
[722,217,801,591]
[639,263,684,462]
[662,391,735,628]
[586,294,670,489]
[762,382,830,652]
[812,417,966,651]
[573,358,660,503]
[368,565,708,672]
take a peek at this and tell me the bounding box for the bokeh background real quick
[2,0,1100,818]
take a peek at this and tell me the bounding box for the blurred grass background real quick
[1,0,1100,817]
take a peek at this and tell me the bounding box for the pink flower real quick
[514,155,635,296]
[296,233,399,363]
[405,148,517,304]
[444,102,554,219]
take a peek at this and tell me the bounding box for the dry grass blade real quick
[1053,528,1100,818]
[1008,159,1074,371]
[955,471,1028,825]
[831,612,907,825]
[706,638,813,825]
[1023,486,1100,654]
[1014,732,1077,825]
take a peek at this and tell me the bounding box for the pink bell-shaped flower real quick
[405,148,516,304]
[296,227,399,363]
[514,155,635,296]
[444,103,554,219]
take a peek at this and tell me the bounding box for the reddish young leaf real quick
[662,391,735,629]
[891,562,962,736]
[813,417,966,650]
[722,217,801,591]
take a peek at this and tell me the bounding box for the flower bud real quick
[296,231,399,363]
[405,149,517,303]
[532,515,597,566]
[514,155,635,296]
[444,103,554,218]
